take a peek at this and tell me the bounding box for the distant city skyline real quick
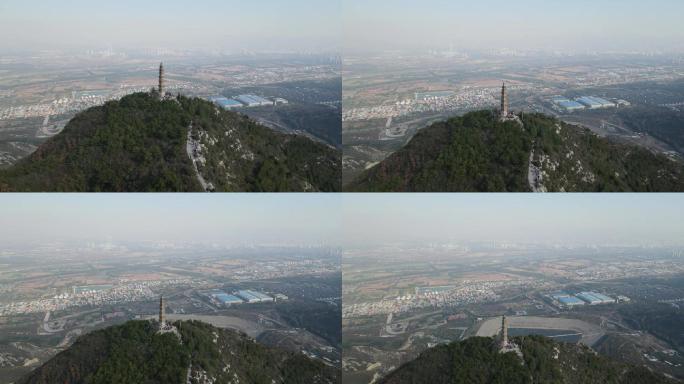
[342,194,684,247]
[0,194,341,247]
[344,0,684,54]
[0,0,340,52]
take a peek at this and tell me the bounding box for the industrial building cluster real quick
[551,95,631,112]
[209,94,288,110]
[205,289,288,307]
[548,291,626,308]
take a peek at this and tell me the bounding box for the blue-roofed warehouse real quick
[576,96,615,109]
[208,96,244,109]
[577,291,615,305]
[249,290,274,302]
[235,94,272,107]
[214,293,244,305]
[236,290,274,303]
[209,96,228,103]
[558,100,585,111]
[217,99,243,109]
[588,292,615,303]
[550,292,586,307]
[558,296,585,307]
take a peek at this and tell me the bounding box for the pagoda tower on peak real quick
[158,62,164,99]
[500,82,509,119]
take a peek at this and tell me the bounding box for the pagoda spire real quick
[500,81,509,118]
[159,295,165,327]
[500,315,508,349]
[158,62,164,99]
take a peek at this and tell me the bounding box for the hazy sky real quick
[0,194,340,246]
[344,0,684,53]
[343,194,684,247]
[2,194,682,248]
[0,0,340,52]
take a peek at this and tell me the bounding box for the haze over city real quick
[344,0,684,53]
[0,194,343,383]
[0,0,340,52]
[343,195,684,383]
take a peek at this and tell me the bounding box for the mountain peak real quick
[0,92,340,192]
[19,320,339,384]
[346,110,684,192]
[380,335,676,384]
